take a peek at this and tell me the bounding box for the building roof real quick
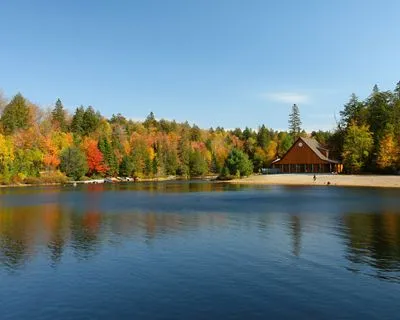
[273,136,340,165]
[298,137,340,164]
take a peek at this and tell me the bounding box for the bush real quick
[217,167,233,180]
[24,171,68,185]
[220,148,253,179]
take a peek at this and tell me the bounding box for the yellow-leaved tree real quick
[377,128,399,172]
[0,134,14,183]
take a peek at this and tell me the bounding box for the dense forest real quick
[0,81,399,184]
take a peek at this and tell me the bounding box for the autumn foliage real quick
[82,138,108,175]
[1,82,400,184]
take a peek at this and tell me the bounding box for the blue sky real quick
[1,0,400,131]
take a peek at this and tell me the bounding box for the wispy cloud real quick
[260,92,310,104]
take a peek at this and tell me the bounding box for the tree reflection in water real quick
[343,212,400,281]
[1,200,400,283]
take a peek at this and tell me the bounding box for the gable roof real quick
[299,137,339,163]
[276,136,339,164]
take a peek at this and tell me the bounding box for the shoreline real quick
[228,174,400,188]
[0,183,62,188]
[0,175,218,189]
[1,174,400,189]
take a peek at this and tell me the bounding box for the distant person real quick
[313,174,316,182]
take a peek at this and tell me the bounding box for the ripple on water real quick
[1,184,400,319]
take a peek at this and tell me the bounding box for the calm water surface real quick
[1,182,400,319]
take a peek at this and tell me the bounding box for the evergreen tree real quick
[82,106,101,135]
[205,138,212,152]
[190,125,202,141]
[143,112,157,129]
[71,106,85,135]
[110,113,127,125]
[1,93,30,135]
[222,148,253,178]
[177,136,191,177]
[288,104,302,141]
[242,127,254,140]
[366,89,392,145]
[243,136,257,160]
[394,81,400,100]
[59,146,88,180]
[130,138,148,177]
[189,150,208,177]
[257,125,270,149]
[210,153,219,174]
[51,99,67,131]
[98,136,118,176]
[165,148,178,175]
[152,156,158,176]
[158,119,173,133]
[119,155,134,177]
[311,130,332,146]
[230,128,241,139]
[339,94,366,128]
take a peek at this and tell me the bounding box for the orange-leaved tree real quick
[42,136,60,169]
[82,138,108,176]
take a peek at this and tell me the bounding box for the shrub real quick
[24,171,68,185]
[220,148,253,179]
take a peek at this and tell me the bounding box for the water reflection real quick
[0,207,398,280]
[0,185,400,285]
[343,212,400,281]
[290,216,302,257]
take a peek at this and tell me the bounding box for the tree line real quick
[336,82,400,173]
[0,82,399,184]
[0,94,280,183]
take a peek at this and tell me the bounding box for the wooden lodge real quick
[272,137,343,173]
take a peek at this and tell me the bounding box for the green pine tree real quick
[1,93,30,135]
[189,150,208,177]
[288,104,302,142]
[119,155,134,177]
[98,136,118,176]
[221,148,253,178]
[51,99,67,131]
[82,106,101,135]
[71,106,85,135]
[257,124,270,149]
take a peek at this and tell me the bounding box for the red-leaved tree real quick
[82,138,108,176]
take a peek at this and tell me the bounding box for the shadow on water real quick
[0,182,400,284]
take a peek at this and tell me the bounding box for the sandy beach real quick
[229,174,400,188]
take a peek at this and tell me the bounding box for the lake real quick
[1,182,400,319]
